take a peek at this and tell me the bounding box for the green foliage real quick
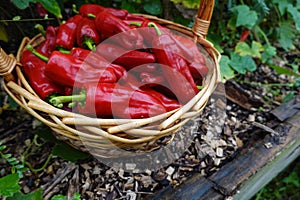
[253,160,300,200]
[7,189,43,200]
[230,5,258,29]
[51,141,90,163]
[51,193,81,200]
[0,143,28,178]
[38,0,62,18]
[143,0,162,15]
[36,125,90,163]
[11,0,62,18]
[210,0,300,80]
[170,0,199,9]
[0,174,21,197]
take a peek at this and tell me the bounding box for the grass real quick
[253,157,300,200]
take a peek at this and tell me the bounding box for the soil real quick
[0,2,300,200]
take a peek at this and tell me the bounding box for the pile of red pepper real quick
[21,4,209,119]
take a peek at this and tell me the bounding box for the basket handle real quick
[192,0,215,39]
[0,47,17,82]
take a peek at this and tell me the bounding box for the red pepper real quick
[95,43,156,70]
[240,29,250,42]
[94,12,144,49]
[36,2,48,18]
[49,82,168,119]
[37,25,57,56]
[120,73,181,112]
[149,23,199,103]
[139,72,164,87]
[172,34,209,78]
[76,17,101,50]
[55,14,83,50]
[20,48,63,100]
[69,47,128,80]
[79,4,128,19]
[139,20,170,46]
[45,51,117,87]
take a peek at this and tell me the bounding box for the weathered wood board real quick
[148,96,300,200]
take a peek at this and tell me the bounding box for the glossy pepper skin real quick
[76,17,100,50]
[38,26,57,56]
[119,74,181,112]
[76,83,167,119]
[95,12,144,49]
[172,34,209,78]
[79,4,128,19]
[55,14,83,50]
[95,43,156,70]
[21,49,63,100]
[139,72,164,87]
[44,51,117,87]
[152,33,199,103]
[69,47,127,80]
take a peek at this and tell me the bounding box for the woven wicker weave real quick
[0,0,221,158]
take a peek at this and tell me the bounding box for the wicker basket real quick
[0,0,221,158]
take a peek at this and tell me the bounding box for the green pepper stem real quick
[129,22,142,27]
[49,93,86,108]
[58,47,71,54]
[197,85,204,90]
[34,24,46,37]
[72,4,79,14]
[83,38,96,51]
[26,45,49,62]
[148,22,162,36]
[87,13,96,18]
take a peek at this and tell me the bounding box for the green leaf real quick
[261,45,277,63]
[269,65,300,77]
[37,0,62,18]
[143,0,162,15]
[287,4,300,31]
[11,0,36,9]
[231,5,258,28]
[121,0,137,13]
[229,53,257,74]
[72,192,81,200]
[170,0,199,9]
[219,55,235,80]
[273,1,289,16]
[282,92,295,103]
[51,141,90,163]
[7,189,43,200]
[235,41,263,58]
[283,171,300,187]
[182,0,200,9]
[0,174,21,197]
[278,22,295,50]
[51,194,67,200]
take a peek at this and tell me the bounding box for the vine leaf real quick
[7,189,43,200]
[229,53,256,74]
[38,0,62,19]
[235,41,263,59]
[231,5,258,29]
[220,55,235,80]
[0,174,21,197]
[143,0,162,15]
[287,4,300,31]
[278,22,295,50]
[11,0,36,10]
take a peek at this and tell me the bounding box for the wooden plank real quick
[149,96,300,200]
[233,133,300,200]
[148,174,224,200]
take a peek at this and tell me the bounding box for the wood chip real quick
[165,166,175,176]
